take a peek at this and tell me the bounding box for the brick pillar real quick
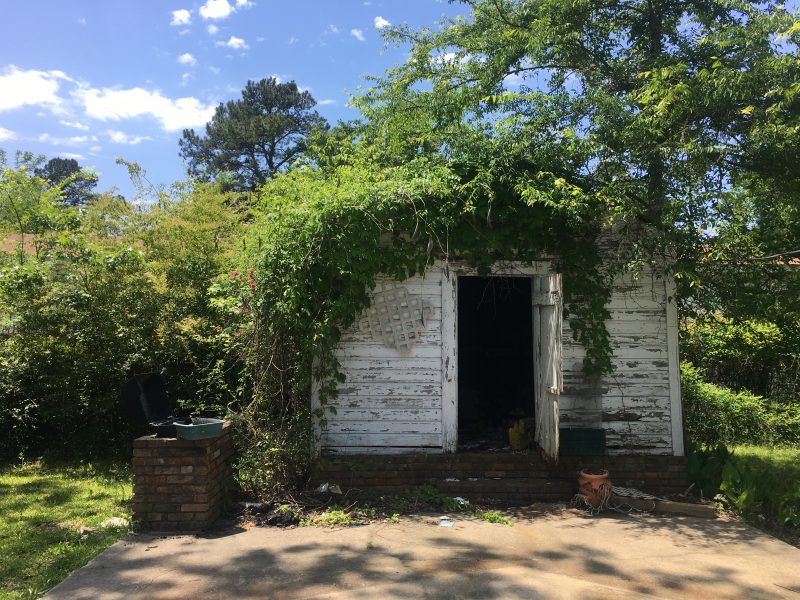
[132,423,233,531]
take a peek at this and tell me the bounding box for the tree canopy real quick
[179,77,328,192]
[34,157,98,207]
[353,0,799,308]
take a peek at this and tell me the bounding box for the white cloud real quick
[207,24,219,35]
[217,35,248,50]
[60,119,89,130]
[0,127,17,141]
[178,53,197,67]
[55,152,85,160]
[328,24,339,34]
[89,145,102,154]
[504,73,523,87]
[77,18,87,25]
[0,66,69,113]
[37,133,97,146]
[200,0,233,20]
[208,66,221,75]
[107,130,150,145]
[317,99,336,106]
[235,0,254,7]
[288,36,298,44]
[171,9,192,26]
[351,28,365,41]
[74,86,215,131]
[374,16,390,29]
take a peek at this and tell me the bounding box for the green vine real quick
[239,145,617,425]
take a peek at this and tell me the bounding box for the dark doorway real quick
[457,276,534,451]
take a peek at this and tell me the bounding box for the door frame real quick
[441,260,553,453]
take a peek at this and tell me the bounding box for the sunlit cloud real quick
[107,130,151,145]
[74,86,215,131]
[0,127,17,141]
[374,16,390,29]
[200,0,233,20]
[0,66,70,113]
[37,133,97,146]
[171,9,192,26]
[351,28,365,41]
[178,53,197,67]
[60,120,90,131]
[216,35,248,50]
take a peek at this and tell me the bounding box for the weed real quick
[412,485,473,512]
[480,510,512,526]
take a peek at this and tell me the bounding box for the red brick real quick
[181,503,210,512]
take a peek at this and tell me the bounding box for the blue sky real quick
[0,0,464,197]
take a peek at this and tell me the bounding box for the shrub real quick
[681,362,774,447]
[681,317,799,403]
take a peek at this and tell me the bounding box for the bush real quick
[0,177,248,462]
[681,362,774,446]
[719,447,800,529]
[681,317,799,403]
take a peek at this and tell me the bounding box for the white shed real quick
[313,259,684,459]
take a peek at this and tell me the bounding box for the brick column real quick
[132,424,233,532]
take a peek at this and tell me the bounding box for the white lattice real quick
[358,285,434,355]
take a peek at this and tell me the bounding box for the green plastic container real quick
[559,427,606,456]
[174,417,224,440]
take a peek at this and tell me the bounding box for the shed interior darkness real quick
[457,276,535,450]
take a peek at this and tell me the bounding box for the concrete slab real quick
[46,509,800,599]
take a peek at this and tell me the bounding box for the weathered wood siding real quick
[320,262,681,456]
[560,270,679,455]
[321,269,445,453]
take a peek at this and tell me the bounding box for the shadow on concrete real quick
[48,517,795,600]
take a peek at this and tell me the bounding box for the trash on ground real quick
[100,517,130,529]
[444,477,459,482]
[315,482,343,495]
[438,517,455,527]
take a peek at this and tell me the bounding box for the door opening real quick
[457,276,535,451]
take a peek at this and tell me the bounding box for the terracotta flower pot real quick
[578,469,612,509]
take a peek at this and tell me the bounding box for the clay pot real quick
[578,469,612,509]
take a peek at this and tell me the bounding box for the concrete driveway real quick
[46,508,800,599]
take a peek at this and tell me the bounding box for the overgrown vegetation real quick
[688,444,800,545]
[0,461,131,599]
[2,0,799,503]
[681,362,799,447]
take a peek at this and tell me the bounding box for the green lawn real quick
[732,445,800,479]
[0,462,132,599]
[727,445,800,546]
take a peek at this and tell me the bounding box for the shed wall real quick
[318,262,680,455]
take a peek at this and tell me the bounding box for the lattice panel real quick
[358,286,434,355]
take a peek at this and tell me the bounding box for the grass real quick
[0,461,132,599]
[732,445,800,479]
[724,445,800,547]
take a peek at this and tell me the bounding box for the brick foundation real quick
[132,424,233,531]
[314,453,689,503]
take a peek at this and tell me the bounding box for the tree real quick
[179,78,328,191]
[0,163,73,264]
[35,157,98,207]
[357,0,799,289]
